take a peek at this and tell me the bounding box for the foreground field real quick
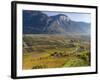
[23,34,90,69]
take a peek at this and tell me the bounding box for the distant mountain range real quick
[23,11,90,35]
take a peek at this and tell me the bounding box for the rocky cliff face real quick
[23,10,90,35]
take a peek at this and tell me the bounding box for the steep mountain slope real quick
[23,11,48,34]
[23,11,90,35]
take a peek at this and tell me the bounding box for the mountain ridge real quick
[23,11,90,35]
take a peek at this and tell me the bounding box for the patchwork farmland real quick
[22,34,90,69]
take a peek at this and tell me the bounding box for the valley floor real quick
[22,34,90,69]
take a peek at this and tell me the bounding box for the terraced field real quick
[22,34,90,69]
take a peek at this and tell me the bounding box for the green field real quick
[22,34,90,69]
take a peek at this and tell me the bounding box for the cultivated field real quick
[22,34,90,69]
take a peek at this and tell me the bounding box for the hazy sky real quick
[42,11,91,23]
